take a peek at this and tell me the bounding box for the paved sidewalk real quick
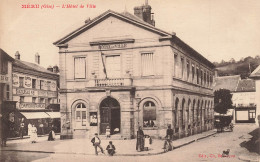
[1,130,217,156]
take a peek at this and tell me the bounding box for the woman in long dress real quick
[136,126,144,151]
[30,124,38,143]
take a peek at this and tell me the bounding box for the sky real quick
[0,0,260,68]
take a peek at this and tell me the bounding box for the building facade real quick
[11,52,60,137]
[250,65,260,126]
[54,3,215,139]
[214,75,256,123]
[0,49,16,142]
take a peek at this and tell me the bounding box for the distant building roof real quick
[250,65,260,79]
[213,75,240,92]
[13,59,58,76]
[235,79,255,92]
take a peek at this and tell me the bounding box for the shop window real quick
[32,79,36,89]
[249,110,256,118]
[19,77,24,87]
[141,53,154,76]
[75,103,87,126]
[143,101,156,127]
[74,57,86,79]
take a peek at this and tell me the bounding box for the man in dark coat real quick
[164,125,174,150]
[106,141,116,156]
[91,133,104,155]
[136,126,144,151]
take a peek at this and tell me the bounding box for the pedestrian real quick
[1,118,10,147]
[163,125,174,150]
[39,122,44,135]
[28,122,32,137]
[48,128,56,141]
[136,126,144,151]
[106,141,116,156]
[106,126,111,139]
[91,133,104,155]
[19,118,25,139]
[30,124,38,143]
[144,135,152,151]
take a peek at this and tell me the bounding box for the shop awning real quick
[21,112,50,119]
[45,112,60,118]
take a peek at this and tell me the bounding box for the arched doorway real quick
[100,97,120,135]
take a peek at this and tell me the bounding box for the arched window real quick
[75,103,87,127]
[143,101,156,127]
[197,100,200,125]
[187,99,191,125]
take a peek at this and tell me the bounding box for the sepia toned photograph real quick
[0,0,260,161]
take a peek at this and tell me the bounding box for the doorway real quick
[100,97,120,135]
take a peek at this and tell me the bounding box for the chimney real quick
[47,66,53,72]
[134,0,155,26]
[35,53,40,64]
[15,51,20,60]
[53,65,59,73]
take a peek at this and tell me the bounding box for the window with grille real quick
[74,57,86,79]
[6,84,10,100]
[141,53,154,76]
[143,101,156,127]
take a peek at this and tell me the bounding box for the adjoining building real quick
[11,52,60,137]
[0,49,16,141]
[54,2,215,139]
[250,65,260,125]
[214,75,256,123]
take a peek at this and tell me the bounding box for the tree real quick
[214,89,233,114]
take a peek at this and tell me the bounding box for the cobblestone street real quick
[1,124,259,162]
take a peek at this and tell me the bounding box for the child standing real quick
[106,126,111,139]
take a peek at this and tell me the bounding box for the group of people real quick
[91,133,116,156]
[136,126,152,151]
[28,123,56,143]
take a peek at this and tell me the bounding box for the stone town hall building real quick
[54,2,215,139]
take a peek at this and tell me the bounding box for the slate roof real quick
[53,10,215,68]
[235,79,256,92]
[250,65,260,79]
[213,75,240,92]
[13,59,58,76]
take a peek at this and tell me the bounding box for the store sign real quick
[16,88,37,96]
[99,43,127,49]
[38,90,57,97]
[0,74,9,83]
[19,103,45,109]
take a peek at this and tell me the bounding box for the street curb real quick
[1,132,217,157]
[238,155,259,162]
